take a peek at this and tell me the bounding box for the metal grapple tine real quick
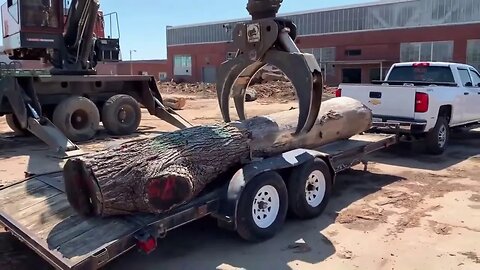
[264,50,323,134]
[232,62,266,121]
[216,58,240,122]
[216,56,260,123]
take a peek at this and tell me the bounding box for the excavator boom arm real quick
[63,0,100,69]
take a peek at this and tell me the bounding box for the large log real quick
[63,97,372,217]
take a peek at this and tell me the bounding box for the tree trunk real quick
[63,97,372,217]
[245,89,257,102]
[163,97,187,110]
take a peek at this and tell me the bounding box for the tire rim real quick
[252,185,280,229]
[305,170,326,208]
[71,110,89,130]
[117,105,135,126]
[438,125,447,148]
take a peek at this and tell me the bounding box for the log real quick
[261,71,288,82]
[163,97,187,110]
[63,97,372,217]
[245,89,257,102]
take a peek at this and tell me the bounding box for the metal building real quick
[166,0,480,85]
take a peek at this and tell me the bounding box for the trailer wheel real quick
[101,95,141,136]
[53,96,100,142]
[287,159,332,219]
[5,114,30,136]
[236,171,288,242]
[425,117,449,155]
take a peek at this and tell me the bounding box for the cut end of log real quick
[63,159,98,217]
[164,97,187,110]
[146,176,192,212]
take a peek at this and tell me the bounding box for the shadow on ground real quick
[369,129,480,171]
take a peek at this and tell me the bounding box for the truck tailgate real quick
[341,84,417,120]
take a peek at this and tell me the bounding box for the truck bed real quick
[0,133,396,270]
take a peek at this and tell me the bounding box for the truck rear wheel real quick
[101,94,141,136]
[287,159,332,219]
[236,171,288,242]
[5,114,30,136]
[53,96,100,142]
[426,117,449,155]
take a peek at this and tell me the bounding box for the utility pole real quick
[129,49,137,75]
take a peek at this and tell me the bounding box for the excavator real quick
[0,0,323,154]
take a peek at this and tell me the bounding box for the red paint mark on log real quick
[146,176,191,212]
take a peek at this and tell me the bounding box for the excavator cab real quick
[1,0,120,70]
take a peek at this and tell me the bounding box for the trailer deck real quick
[0,133,397,270]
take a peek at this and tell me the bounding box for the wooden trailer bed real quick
[0,133,397,270]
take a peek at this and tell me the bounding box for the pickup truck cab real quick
[338,62,480,154]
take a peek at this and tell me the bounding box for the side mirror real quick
[465,82,473,87]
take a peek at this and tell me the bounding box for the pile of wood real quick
[157,80,310,101]
[63,97,372,217]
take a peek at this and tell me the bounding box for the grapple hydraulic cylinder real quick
[216,0,323,135]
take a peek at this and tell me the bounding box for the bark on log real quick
[163,97,187,110]
[63,97,372,217]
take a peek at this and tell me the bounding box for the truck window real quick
[470,69,480,87]
[457,68,472,87]
[387,66,455,83]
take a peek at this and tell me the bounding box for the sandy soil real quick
[1,95,479,270]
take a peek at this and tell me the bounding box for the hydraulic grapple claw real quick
[216,0,324,134]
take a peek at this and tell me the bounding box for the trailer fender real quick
[216,148,333,229]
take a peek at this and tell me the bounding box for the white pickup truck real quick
[338,62,480,155]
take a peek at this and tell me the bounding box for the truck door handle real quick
[464,92,469,95]
[369,92,382,98]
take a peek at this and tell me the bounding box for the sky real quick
[1,0,375,60]
[98,0,377,60]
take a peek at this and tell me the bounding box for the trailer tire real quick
[101,95,141,136]
[53,96,100,142]
[5,114,30,136]
[287,159,332,219]
[236,171,288,242]
[425,117,449,155]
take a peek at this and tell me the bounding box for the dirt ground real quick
[0,95,479,270]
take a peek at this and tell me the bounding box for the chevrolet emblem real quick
[369,99,381,106]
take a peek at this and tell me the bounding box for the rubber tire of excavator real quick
[5,114,30,136]
[53,96,100,142]
[101,94,142,136]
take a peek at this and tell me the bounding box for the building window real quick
[400,41,453,62]
[345,49,362,56]
[301,47,336,78]
[467,40,480,71]
[173,55,192,76]
[159,72,167,81]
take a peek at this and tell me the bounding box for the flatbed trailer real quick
[0,133,397,270]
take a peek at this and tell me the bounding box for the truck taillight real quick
[415,92,429,113]
[335,88,342,97]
